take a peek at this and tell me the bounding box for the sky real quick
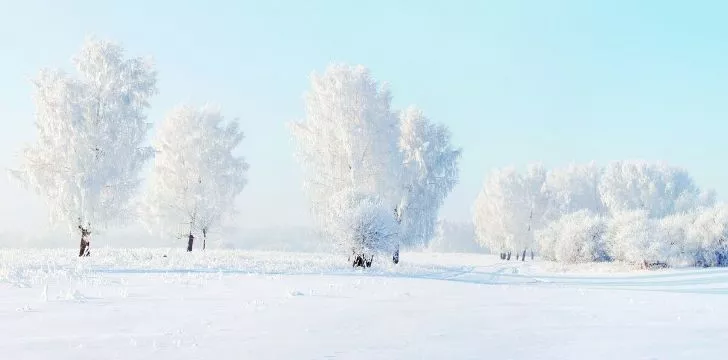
[1,0,728,238]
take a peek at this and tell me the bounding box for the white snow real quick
[2,249,726,359]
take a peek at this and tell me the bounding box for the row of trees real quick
[473,162,725,267]
[12,38,249,255]
[290,64,461,267]
[12,38,460,265]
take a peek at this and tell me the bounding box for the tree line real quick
[472,162,724,268]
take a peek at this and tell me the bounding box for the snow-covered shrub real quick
[656,212,696,266]
[325,190,399,257]
[536,210,607,264]
[605,210,678,265]
[684,204,728,267]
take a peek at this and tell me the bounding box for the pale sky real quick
[1,0,728,237]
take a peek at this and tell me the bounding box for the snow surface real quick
[2,249,727,359]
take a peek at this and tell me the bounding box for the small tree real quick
[11,37,157,255]
[143,104,248,251]
[472,164,548,259]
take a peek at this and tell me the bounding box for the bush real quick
[536,210,608,264]
[325,190,399,257]
[684,205,728,267]
[605,211,674,265]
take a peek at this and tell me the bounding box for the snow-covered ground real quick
[2,249,727,359]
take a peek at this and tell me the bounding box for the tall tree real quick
[12,37,157,255]
[397,106,461,250]
[143,104,248,251]
[290,64,402,265]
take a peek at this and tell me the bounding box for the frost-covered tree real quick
[543,162,604,219]
[11,37,157,256]
[143,104,248,251]
[290,64,401,264]
[291,64,459,266]
[397,106,461,249]
[472,164,549,258]
[599,161,714,218]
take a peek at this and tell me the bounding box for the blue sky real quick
[1,0,727,233]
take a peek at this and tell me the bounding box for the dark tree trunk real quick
[78,238,90,257]
[531,250,534,260]
[507,252,511,261]
[352,253,374,268]
[202,228,207,251]
[78,225,90,257]
[522,250,527,262]
[187,233,194,252]
[392,247,399,264]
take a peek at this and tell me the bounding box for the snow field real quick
[2,249,728,359]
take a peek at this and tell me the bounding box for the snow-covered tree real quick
[472,164,549,258]
[397,106,461,249]
[11,37,157,256]
[291,64,459,266]
[543,162,604,219]
[290,64,401,264]
[143,104,248,251]
[599,161,714,218]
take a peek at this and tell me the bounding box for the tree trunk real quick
[78,238,89,257]
[78,225,90,257]
[352,253,374,268]
[187,233,194,252]
[522,249,527,262]
[507,252,511,261]
[531,250,534,260]
[202,228,207,251]
[392,247,399,264]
